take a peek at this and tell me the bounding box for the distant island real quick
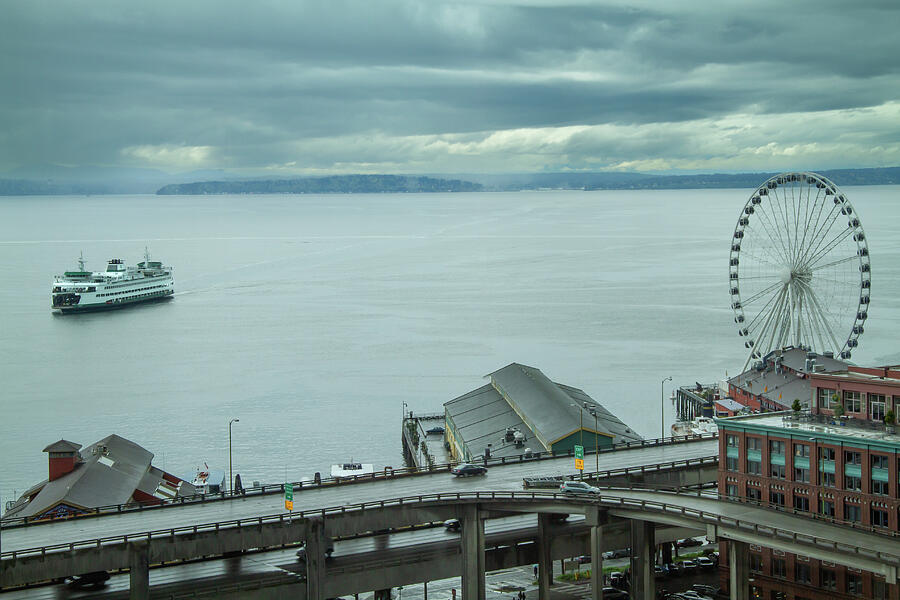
[0,166,898,196]
[156,175,483,195]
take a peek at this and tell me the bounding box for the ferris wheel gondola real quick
[729,172,870,368]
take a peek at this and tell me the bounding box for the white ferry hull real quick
[51,251,175,313]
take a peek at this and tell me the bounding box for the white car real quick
[559,480,600,495]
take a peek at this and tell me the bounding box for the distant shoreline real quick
[0,167,897,196]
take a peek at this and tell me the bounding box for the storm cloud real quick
[2,0,898,175]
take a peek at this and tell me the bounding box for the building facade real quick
[717,412,899,599]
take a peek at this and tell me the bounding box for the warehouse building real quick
[444,362,641,462]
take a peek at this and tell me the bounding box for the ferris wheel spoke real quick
[797,279,844,351]
[797,183,826,265]
[744,215,791,265]
[753,194,793,265]
[744,284,786,332]
[810,254,858,272]
[740,280,785,307]
[739,246,789,271]
[798,202,848,267]
[772,187,796,265]
[803,227,855,271]
[749,286,787,352]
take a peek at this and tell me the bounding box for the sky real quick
[2,0,899,177]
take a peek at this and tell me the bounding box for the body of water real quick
[1,187,898,502]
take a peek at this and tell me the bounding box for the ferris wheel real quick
[729,172,870,368]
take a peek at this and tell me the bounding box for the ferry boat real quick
[51,249,174,312]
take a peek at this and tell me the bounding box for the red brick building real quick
[716,408,899,599]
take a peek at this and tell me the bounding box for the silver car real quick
[559,480,600,495]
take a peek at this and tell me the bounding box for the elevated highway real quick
[1,438,717,552]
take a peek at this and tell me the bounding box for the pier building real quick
[716,408,899,599]
[443,363,641,463]
[3,434,196,520]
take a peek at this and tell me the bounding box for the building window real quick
[872,454,888,469]
[769,440,785,454]
[844,450,861,465]
[747,487,762,502]
[821,568,837,590]
[769,491,785,508]
[772,557,786,578]
[818,387,836,408]
[726,434,739,447]
[874,579,888,600]
[844,390,861,413]
[794,443,810,457]
[872,507,889,528]
[793,495,809,512]
[726,456,739,471]
[845,474,862,491]
[819,498,835,517]
[795,563,811,584]
[750,553,763,573]
[794,466,810,483]
[845,503,861,522]
[726,484,738,498]
[870,394,886,421]
[770,463,786,479]
[821,471,836,487]
[747,437,761,451]
[873,479,889,495]
[819,447,836,461]
[847,572,863,595]
[747,459,761,475]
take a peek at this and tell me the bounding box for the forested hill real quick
[156,175,482,195]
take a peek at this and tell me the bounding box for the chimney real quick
[43,440,82,481]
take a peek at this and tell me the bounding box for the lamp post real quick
[229,418,240,494]
[589,408,599,472]
[661,377,672,440]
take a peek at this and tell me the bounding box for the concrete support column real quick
[629,520,655,600]
[373,589,392,600]
[537,513,554,600]
[586,506,607,600]
[306,517,327,600]
[461,504,485,600]
[128,541,150,600]
[729,540,750,600]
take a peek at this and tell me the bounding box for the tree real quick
[791,398,802,413]
[885,410,895,426]
[832,398,845,418]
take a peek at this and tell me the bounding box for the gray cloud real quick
[1,0,898,175]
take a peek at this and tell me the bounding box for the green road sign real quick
[574,445,584,459]
[285,483,293,502]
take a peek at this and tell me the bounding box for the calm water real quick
[1,188,899,502]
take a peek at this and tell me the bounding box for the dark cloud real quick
[1,0,898,175]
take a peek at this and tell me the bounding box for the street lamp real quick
[589,408,599,472]
[229,418,240,494]
[661,377,672,440]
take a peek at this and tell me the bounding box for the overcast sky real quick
[2,0,899,176]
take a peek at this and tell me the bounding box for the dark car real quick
[444,519,461,531]
[677,537,703,548]
[663,563,680,577]
[451,463,487,477]
[609,571,627,588]
[426,426,445,434]
[602,588,630,600]
[65,571,110,589]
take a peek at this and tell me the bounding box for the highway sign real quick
[574,445,584,459]
[575,458,584,470]
[285,483,294,511]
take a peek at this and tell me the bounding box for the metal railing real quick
[0,432,717,529]
[524,455,719,488]
[3,486,897,565]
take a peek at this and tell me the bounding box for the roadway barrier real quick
[523,455,718,488]
[0,433,717,529]
[3,486,897,564]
